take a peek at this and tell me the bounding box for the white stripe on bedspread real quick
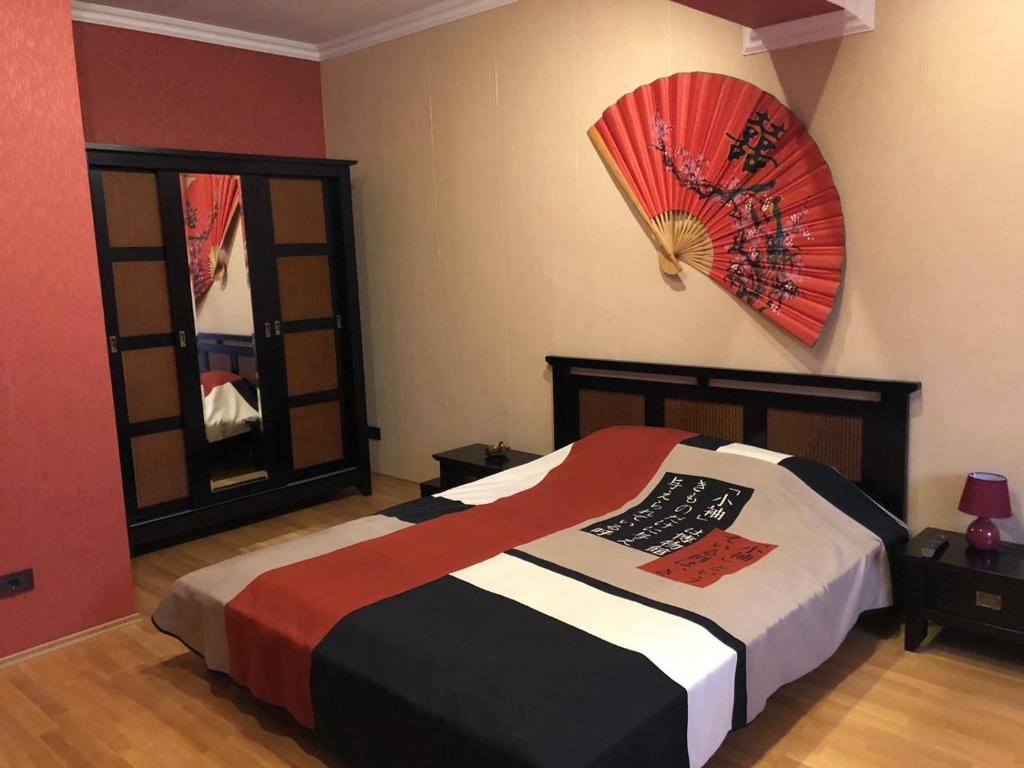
[437,445,572,505]
[716,443,791,464]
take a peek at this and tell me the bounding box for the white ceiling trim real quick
[317,0,518,60]
[70,1,320,60]
[69,0,519,63]
[742,0,874,55]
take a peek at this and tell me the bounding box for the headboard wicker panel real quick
[665,398,744,443]
[548,356,920,520]
[579,389,644,436]
[767,408,862,480]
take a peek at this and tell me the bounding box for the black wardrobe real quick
[86,146,371,551]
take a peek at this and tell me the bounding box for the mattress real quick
[154,426,906,768]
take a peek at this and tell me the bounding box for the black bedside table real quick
[902,527,1024,651]
[420,443,542,497]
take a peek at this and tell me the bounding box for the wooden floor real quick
[2,475,1023,767]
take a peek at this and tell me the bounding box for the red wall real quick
[0,0,135,657]
[72,23,326,157]
[0,12,327,660]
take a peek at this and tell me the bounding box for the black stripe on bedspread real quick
[378,496,473,524]
[777,457,908,551]
[507,549,748,732]
[310,576,689,768]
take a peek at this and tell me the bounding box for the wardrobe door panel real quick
[112,261,174,336]
[131,430,190,507]
[290,401,343,469]
[283,330,338,396]
[269,179,327,243]
[256,175,352,477]
[121,347,181,423]
[102,170,164,247]
[172,171,275,502]
[277,255,333,321]
[91,168,193,520]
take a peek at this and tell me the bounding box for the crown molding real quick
[742,0,874,55]
[316,0,518,60]
[70,1,321,60]
[70,0,519,63]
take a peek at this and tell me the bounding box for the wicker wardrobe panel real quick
[283,330,339,396]
[290,401,343,469]
[102,171,164,248]
[131,430,189,507]
[112,261,173,337]
[121,347,181,424]
[269,178,326,244]
[277,254,333,321]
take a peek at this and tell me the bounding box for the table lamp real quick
[958,472,1011,550]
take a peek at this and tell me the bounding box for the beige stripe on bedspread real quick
[153,515,412,671]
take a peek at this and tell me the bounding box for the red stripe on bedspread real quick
[224,426,692,727]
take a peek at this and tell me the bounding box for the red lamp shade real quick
[959,472,1012,519]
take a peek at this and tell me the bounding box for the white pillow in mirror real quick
[203,383,260,443]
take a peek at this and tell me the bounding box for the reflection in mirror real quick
[181,173,269,491]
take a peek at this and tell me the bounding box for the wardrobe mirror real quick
[180,173,269,491]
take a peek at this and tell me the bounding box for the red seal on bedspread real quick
[638,528,777,588]
[589,72,844,346]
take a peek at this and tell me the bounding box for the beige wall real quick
[322,0,1024,539]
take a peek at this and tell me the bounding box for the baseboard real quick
[0,613,142,669]
[373,473,420,486]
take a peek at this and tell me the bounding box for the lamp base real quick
[966,517,1001,550]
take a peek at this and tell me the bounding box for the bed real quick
[154,357,920,768]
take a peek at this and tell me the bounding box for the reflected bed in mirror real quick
[181,173,269,491]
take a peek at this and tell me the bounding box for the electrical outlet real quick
[367,425,381,440]
[0,568,34,599]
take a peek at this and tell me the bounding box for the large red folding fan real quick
[589,72,844,346]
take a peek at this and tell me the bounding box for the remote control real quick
[919,534,949,559]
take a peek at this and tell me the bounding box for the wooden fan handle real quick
[659,253,681,275]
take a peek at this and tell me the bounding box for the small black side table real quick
[902,527,1024,651]
[420,443,541,497]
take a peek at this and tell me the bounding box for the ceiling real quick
[85,0,454,44]
[72,0,872,61]
[70,0,516,59]
[673,0,844,30]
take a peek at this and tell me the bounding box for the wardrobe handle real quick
[335,314,342,330]
[274,320,281,336]
[265,321,272,339]
[178,330,188,349]
[108,335,118,354]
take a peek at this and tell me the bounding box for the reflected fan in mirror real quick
[181,174,243,301]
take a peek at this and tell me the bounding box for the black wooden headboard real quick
[547,356,920,520]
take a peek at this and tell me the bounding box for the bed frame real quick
[547,356,921,520]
